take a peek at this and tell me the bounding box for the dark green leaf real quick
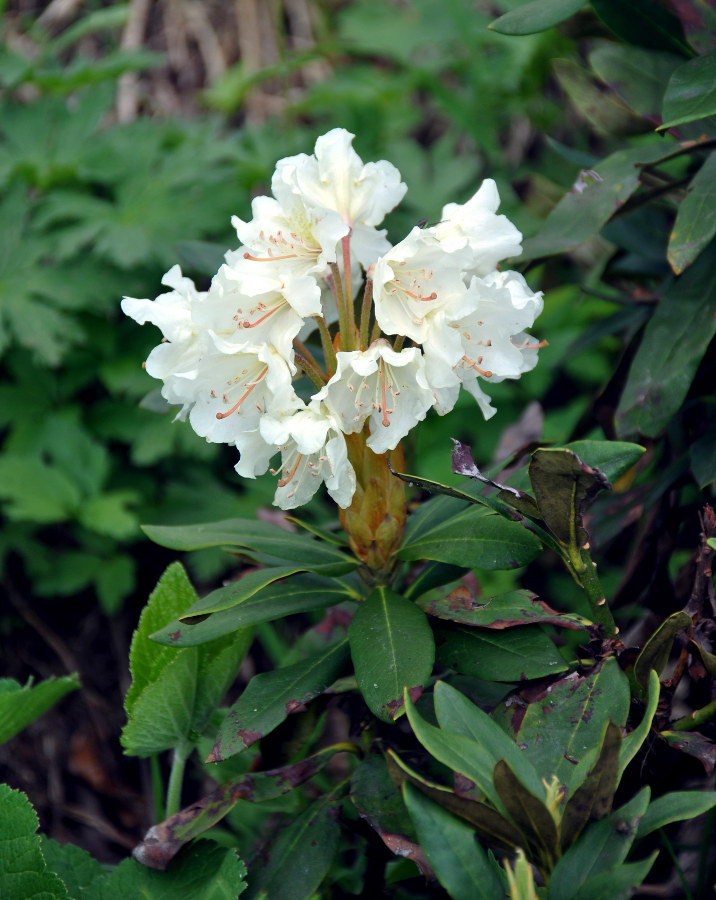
[142,518,356,576]
[528,447,611,549]
[41,838,104,896]
[398,509,541,570]
[636,790,716,838]
[177,566,308,622]
[669,0,716,54]
[403,784,505,900]
[553,59,649,136]
[588,43,683,119]
[493,759,559,869]
[660,730,716,771]
[419,585,590,630]
[569,853,658,900]
[349,587,435,723]
[619,669,659,778]
[668,151,716,273]
[494,658,630,794]
[519,143,674,261]
[660,52,716,129]
[0,673,79,746]
[561,440,645,483]
[436,624,569,682]
[560,722,622,850]
[590,0,693,56]
[209,639,350,760]
[548,789,652,900]
[245,788,343,900]
[352,754,416,841]
[634,611,692,689]
[135,744,358,870]
[616,239,716,435]
[488,0,585,35]
[690,431,716,488]
[151,574,358,647]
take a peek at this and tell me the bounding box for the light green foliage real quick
[122,562,252,757]
[0,673,79,746]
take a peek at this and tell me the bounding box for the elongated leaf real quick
[636,790,716,838]
[404,690,505,811]
[588,43,683,120]
[488,0,584,35]
[437,624,569,682]
[209,639,350,760]
[570,853,658,900]
[519,143,673,261]
[151,573,359,646]
[143,518,356,575]
[349,587,435,722]
[352,754,415,839]
[134,743,358,870]
[386,750,524,852]
[562,440,645,484]
[591,0,693,56]
[418,585,590,631]
[616,239,716,438]
[548,788,651,900]
[634,611,692,689]
[560,722,622,850]
[0,674,79,746]
[660,730,716,772]
[668,150,716,273]
[494,658,630,794]
[620,669,659,777]
[403,784,505,900]
[245,787,344,900]
[433,681,544,799]
[670,0,716,54]
[177,566,308,622]
[493,760,559,869]
[660,52,716,129]
[398,509,541,570]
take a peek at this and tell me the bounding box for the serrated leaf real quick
[209,639,350,760]
[41,838,104,896]
[660,52,716,129]
[88,840,247,899]
[349,587,435,723]
[398,508,541,570]
[135,744,357,870]
[494,658,630,794]
[245,788,343,900]
[0,785,68,899]
[437,624,569,682]
[403,783,504,900]
[418,585,590,631]
[151,573,358,647]
[636,790,716,838]
[142,518,356,575]
[634,611,692,689]
[616,240,716,438]
[668,150,716,273]
[488,0,584,35]
[518,143,673,261]
[0,673,80,746]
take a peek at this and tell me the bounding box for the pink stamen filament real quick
[462,355,493,378]
[243,251,298,262]
[278,454,303,487]
[215,366,269,419]
[241,305,281,328]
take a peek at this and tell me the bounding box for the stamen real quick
[278,454,303,487]
[215,365,269,419]
[243,251,298,262]
[461,355,493,378]
[514,338,549,350]
[240,305,281,329]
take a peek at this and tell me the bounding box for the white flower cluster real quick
[122,129,543,510]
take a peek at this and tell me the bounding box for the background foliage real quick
[1,0,716,897]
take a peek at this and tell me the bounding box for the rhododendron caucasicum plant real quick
[122,128,544,568]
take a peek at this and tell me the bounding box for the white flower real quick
[372,227,473,374]
[121,265,211,416]
[196,264,305,362]
[228,174,348,314]
[433,179,523,275]
[289,128,407,267]
[260,402,356,509]
[187,343,300,446]
[317,340,434,454]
